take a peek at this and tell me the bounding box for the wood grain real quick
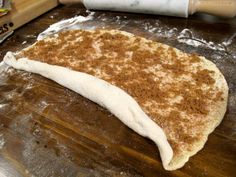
[0,4,235,177]
[0,0,58,39]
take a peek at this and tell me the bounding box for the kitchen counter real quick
[0,4,235,177]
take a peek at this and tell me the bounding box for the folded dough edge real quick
[3,51,173,170]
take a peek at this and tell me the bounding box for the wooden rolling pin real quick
[189,0,236,17]
[60,0,236,18]
[0,0,58,43]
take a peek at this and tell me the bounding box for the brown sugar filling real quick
[20,30,224,157]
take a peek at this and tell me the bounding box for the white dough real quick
[3,51,173,169]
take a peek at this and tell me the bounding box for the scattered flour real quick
[177,29,226,51]
[222,33,236,46]
[0,134,5,149]
[38,12,96,40]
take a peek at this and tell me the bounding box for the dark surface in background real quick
[0,4,235,177]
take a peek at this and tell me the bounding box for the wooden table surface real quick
[0,4,236,177]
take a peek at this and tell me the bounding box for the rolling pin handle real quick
[189,0,236,18]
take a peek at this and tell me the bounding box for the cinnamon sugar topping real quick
[20,30,224,158]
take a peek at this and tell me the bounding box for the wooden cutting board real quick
[0,0,58,40]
